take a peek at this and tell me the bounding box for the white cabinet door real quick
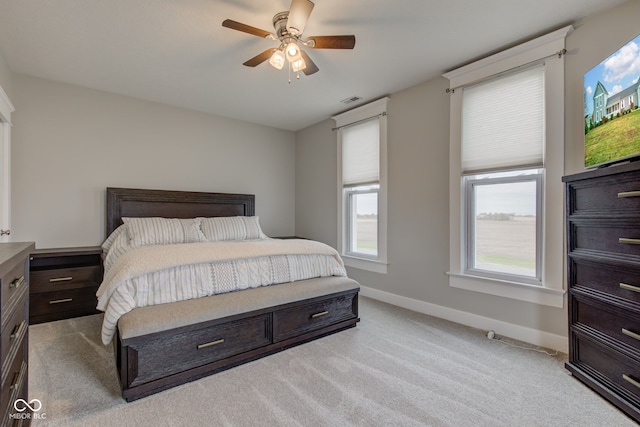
[0,122,9,242]
[0,86,14,243]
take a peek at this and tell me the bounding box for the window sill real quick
[447,272,565,308]
[343,255,388,274]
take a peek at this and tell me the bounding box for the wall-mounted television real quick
[584,33,640,168]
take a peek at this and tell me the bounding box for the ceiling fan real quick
[222,0,355,77]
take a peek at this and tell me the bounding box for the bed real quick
[101,187,360,402]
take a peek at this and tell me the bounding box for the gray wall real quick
[11,75,296,248]
[294,0,640,341]
[0,51,12,99]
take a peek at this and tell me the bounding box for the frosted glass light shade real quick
[269,50,285,70]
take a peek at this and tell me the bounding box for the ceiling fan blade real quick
[300,50,319,76]
[222,19,275,39]
[243,49,278,67]
[306,35,356,49]
[286,0,314,36]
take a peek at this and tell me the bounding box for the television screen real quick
[584,34,640,168]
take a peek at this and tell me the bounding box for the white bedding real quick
[97,238,347,344]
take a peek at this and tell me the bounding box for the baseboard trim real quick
[359,285,568,353]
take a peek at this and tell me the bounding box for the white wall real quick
[11,75,296,248]
[295,0,640,349]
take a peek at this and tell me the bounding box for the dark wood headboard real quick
[106,187,255,236]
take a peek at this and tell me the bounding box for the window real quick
[465,169,542,283]
[443,26,572,307]
[333,98,388,273]
[461,64,544,284]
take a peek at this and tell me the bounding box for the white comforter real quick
[97,239,346,344]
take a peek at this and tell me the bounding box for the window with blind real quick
[342,118,380,258]
[333,97,388,272]
[462,65,544,284]
[443,25,570,306]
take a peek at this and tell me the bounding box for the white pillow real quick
[102,224,127,254]
[122,217,206,246]
[199,216,265,242]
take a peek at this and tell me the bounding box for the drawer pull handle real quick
[623,374,640,390]
[49,298,73,304]
[9,371,20,391]
[311,311,329,319]
[619,238,640,245]
[622,328,640,341]
[618,191,640,198]
[620,282,640,293]
[49,276,73,283]
[10,322,26,340]
[10,276,25,289]
[197,339,225,350]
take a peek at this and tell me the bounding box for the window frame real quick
[464,169,543,284]
[344,184,379,260]
[443,26,572,308]
[333,97,389,274]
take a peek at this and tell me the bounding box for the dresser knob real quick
[0,229,9,236]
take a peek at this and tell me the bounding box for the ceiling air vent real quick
[340,96,362,105]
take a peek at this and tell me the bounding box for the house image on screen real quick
[592,79,640,123]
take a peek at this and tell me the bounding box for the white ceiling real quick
[0,0,628,131]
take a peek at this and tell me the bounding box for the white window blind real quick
[462,64,544,173]
[342,118,379,186]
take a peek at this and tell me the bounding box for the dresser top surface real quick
[0,242,35,274]
[563,161,640,183]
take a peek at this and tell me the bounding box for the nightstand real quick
[29,247,103,324]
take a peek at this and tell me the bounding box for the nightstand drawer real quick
[30,286,99,320]
[30,265,101,293]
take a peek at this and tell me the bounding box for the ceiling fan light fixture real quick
[285,42,302,62]
[291,56,307,72]
[269,49,285,70]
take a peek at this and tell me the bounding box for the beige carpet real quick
[27,297,635,426]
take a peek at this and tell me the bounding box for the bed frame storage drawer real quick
[273,292,358,342]
[124,314,271,388]
[117,287,360,402]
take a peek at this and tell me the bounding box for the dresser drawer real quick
[571,258,640,304]
[30,286,99,319]
[30,265,101,293]
[568,173,640,216]
[273,293,357,342]
[576,336,640,403]
[1,295,28,373]
[1,258,28,316]
[573,295,640,353]
[1,341,26,409]
[126,313,271,387]
[570,221,640,258]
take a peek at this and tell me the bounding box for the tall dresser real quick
[564,161,640,422]
[0,242,35,426]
